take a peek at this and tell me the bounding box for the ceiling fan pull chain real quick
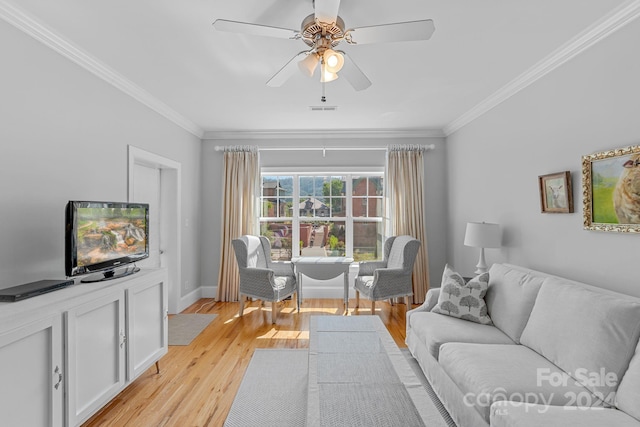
[321,81,327,103]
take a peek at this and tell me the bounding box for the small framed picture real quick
[539,171,573,213]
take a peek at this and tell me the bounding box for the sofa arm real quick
[406,288,440,336]
[416,287,440,312]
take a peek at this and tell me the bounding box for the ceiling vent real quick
[309,106,338,111]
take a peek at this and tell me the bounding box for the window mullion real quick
[292,173,300,257]
[345,174,353,258]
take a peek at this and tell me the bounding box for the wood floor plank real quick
[82,298,413,427]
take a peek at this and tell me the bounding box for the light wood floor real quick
[82,298,412,427]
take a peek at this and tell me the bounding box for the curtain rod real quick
[213,144,435,152]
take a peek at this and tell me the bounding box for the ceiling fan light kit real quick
[298,52,320,77]
[213,0,435,92]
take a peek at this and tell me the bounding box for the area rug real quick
[167,314,217,346]
[224,349,308,427]
[224,347,456,427]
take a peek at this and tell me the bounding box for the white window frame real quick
[260,167,385,259]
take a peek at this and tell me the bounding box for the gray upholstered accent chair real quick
[354,235,421,314]
[232,235,298,323]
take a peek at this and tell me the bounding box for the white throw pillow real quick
[432,264,492,325]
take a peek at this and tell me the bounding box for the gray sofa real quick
[406,263,640,426]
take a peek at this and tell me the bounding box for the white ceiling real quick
[2,0,633,137]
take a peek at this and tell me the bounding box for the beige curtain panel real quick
[216,147,259,302]
[387,145,430,303]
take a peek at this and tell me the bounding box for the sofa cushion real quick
[439,343,600,424]
[484,263,545,343]
[490,402,640,427]
[520,277,640,405]
[432,265,492,325]
[408,311,514,360]
[616,339,640,421]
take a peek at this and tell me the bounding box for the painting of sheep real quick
[585,146,640,231]
[539,171,573,213]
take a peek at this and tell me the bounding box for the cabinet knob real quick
[53,365,63,390]
[120,330,127,348]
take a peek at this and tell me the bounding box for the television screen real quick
[66,201,149,281]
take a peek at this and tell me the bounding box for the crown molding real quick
[443,0,640,137]
[0,0,204,139]
[202,128,446,140]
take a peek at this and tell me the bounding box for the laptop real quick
[0,279,75,302]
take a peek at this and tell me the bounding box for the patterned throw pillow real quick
[432,264,492,325]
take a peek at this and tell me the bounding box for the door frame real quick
[127,145,181,314]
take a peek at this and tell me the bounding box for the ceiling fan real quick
[213,0,435,91]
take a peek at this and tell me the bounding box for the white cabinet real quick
[65,290,126,426]
[0,314,64,427]
[0,268,168,427]
[126,278,168,381]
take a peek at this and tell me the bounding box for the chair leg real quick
[238,295,245,317]
[355,290,360,308]
[389,298,394,306]
[271,301,278,323]
[405,295,411,308]
[371,300,375,315]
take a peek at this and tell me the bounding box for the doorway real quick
[127,146,181,314]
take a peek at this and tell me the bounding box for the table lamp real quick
[464,222,501,274]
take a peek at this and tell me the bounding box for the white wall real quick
[0,20,202,297]
[446,18,640,297]
[200,137,448,297]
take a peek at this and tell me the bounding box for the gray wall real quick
[446,18,640,297]
[200,137,448,294]
[0,20,202,295]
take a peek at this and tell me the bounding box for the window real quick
[260,172,384,262]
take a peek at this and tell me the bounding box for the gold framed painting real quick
[582,145,640,232]
[539,171,573,213]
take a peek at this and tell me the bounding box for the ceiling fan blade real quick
[314,0,341,24]
[267,52,309,87]
[339,52,371,91]
[213,19,298,39]
[348,19,435,45]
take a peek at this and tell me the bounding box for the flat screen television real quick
[65,201,149,283]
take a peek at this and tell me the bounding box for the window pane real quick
[260,221,293,261]
[277,176,293,197]
[299,197,329,217]
[352,176,367,196]
[300,176,314,197]
[351,197,383,217]
[300,221,346,257]
[330,197,346,217]
[370,176,384,196]
[262,176,277,197]
[261,199,272,217]
[353,221,383,261]
[325,221,346,257]
[371,197,383,217]
[352,198,366,217]
[324,177,345,197]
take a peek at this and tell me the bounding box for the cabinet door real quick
[126,278,168,380]
[65,290,126,426]
[0,315,64,427]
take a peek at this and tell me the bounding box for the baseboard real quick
[301,287,356,299]
[200,285,217,298]
[178,287,203,313]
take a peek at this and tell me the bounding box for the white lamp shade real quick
[298,53,319,77]
[323,49,344,73]
[320,62,338,82]
[464,222,501,248]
